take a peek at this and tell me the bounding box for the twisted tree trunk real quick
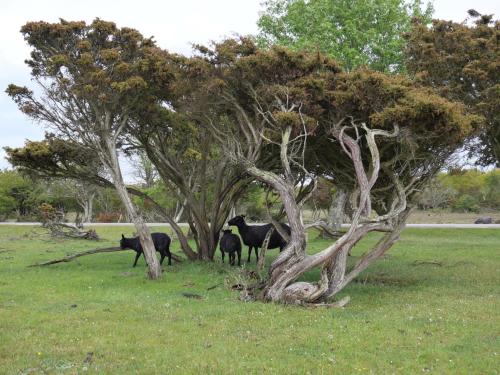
[103,135,162,279]
[113,176,162,279]
[327,209,411,297]
[238,122,406,304]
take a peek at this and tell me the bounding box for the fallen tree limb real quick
[28,246,124,266]
[28,246,185,267]
[43,221,99,240]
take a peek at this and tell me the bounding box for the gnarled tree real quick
[6,19,175,278]
[205,40,477,303]
[6,22,259,263]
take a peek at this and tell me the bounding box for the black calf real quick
[220,229,242,266]
[120,232,172,267]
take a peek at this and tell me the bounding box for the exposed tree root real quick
[301,296,351,308]
[206,283,222,291]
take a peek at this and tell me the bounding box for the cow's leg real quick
[237,250,241,267]
[132,252,141,267]
[247,247,252,263]
[221,250,225,263]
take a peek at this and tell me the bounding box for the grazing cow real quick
[227,215,290,262]
[120,233,172,267]
[220,229,242,266]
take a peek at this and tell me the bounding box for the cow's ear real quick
[241,214,246,218]
[121,234,125,239]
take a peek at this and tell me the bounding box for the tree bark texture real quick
[328,188,347,232]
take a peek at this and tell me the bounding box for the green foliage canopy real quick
[0,171,32,218]
[5,18,174,165]
[439,169,500,210]
[196,38,478,214]
[405,13,500,166]
[257,0,433,72]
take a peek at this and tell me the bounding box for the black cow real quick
[120,233,172,267]
[227,215,290,262]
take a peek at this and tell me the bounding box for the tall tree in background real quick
[129,99,251,261]
[405,11,500,167]
[0,170,35,220]
[6,19,174,279]
[257,0,433,73]
[130,150,158,189]
[45,180,96,223]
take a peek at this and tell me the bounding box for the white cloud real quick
[432,0,498,22]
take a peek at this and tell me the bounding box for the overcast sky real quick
[1,0,498,174]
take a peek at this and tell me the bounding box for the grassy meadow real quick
[0,225,498,374]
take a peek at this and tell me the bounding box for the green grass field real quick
[0,225,498,374]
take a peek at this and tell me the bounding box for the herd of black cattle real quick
[120,215,291,267]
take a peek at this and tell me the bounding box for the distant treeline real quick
[0,170,122,222]
[416,169,500,212]
[0,169,280,222]
[1,168,498,222]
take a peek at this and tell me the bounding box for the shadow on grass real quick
[351,273,418,287]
